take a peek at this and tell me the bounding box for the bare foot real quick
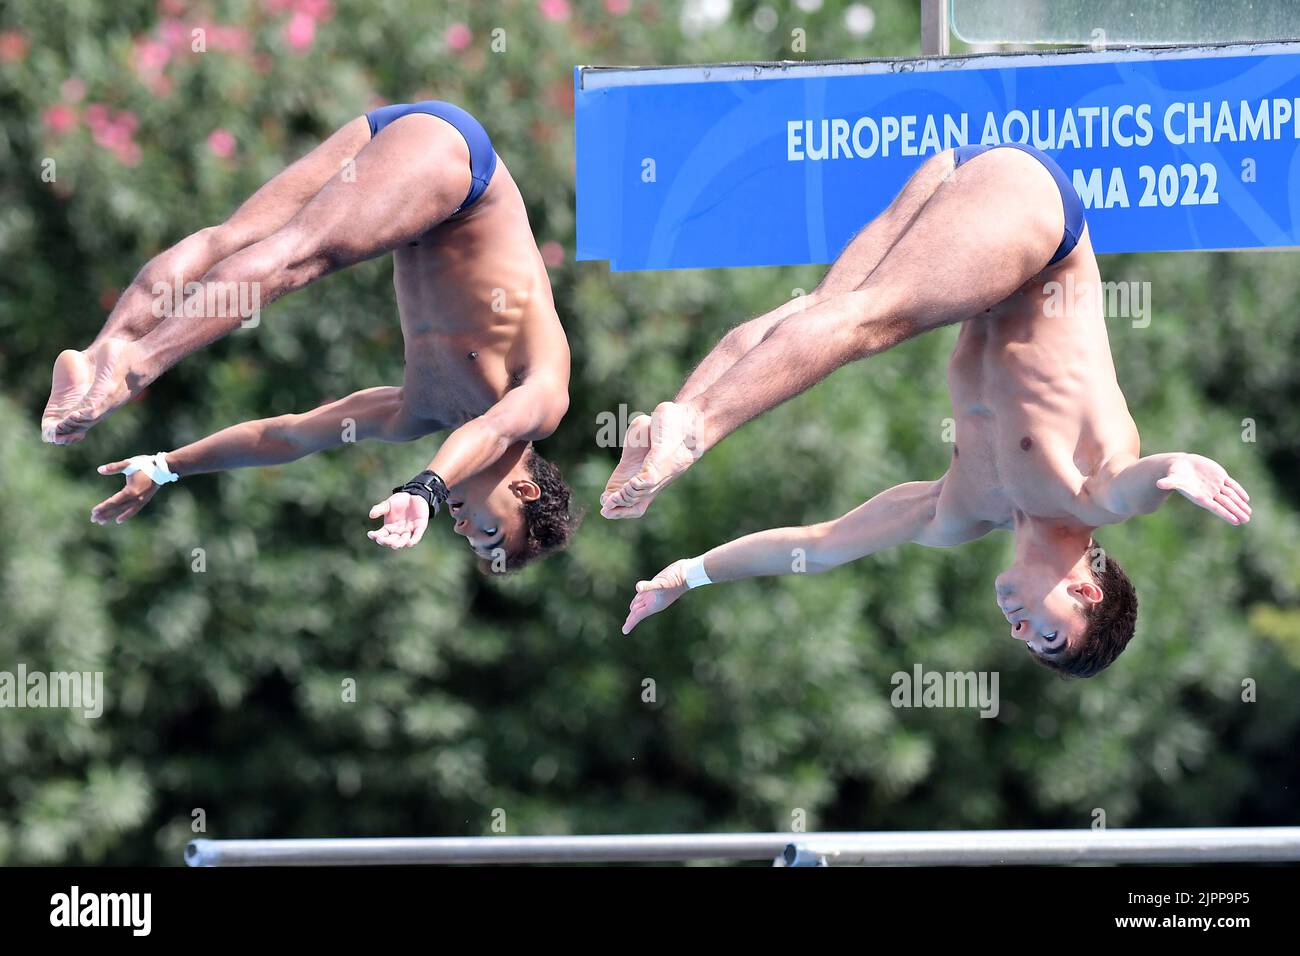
[600,401,702,519]
[51,339,141,443]
[600,413,653,512]
[41,349,94,444]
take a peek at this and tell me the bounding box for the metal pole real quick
[921,0,950,56]
[785,827,1300,866]
[186,827,1300,867]
[186,833,796,866]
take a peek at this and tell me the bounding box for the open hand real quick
[1157,454,1252,525]
[368,491,431,549]
[622,559,691,634]
[91,460,162,525]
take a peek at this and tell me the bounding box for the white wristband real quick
[123,452,180,485]
[682,555,712,589]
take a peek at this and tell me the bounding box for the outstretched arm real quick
[367,376,569,549]
[1082,452,1252,525]
[91,387,427,524]
[622,479,959,633]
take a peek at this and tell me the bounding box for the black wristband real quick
[393,470,450,514]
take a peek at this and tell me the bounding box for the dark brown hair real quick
[478,448,581,574]
[1033,542,1138,679]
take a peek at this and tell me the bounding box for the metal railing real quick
[185,827,1300,867]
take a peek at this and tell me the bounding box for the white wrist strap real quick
[123,452,180,485]
[682,555,712,589]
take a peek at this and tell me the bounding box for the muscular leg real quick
[815,149,957,296]
[52,114,472,442]
[604,146,1066,517]
[97,118,374,345]
[673,150,957,405]
[700,147,1064,439]
[45,118,371,442]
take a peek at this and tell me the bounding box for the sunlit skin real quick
[610,147,1251,642]
[366,442,540,556]
[48,110,568,556]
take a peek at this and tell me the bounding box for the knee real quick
[217,226,333,288]
[200,223,247,261]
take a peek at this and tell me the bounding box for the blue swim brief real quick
[365,100,498,213]
[952,141,1085,266]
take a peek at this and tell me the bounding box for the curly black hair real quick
[1032,540,1138,679]
[478,448,582,574]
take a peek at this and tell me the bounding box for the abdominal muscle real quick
[941,240,1139,523]
[388,161,560,427]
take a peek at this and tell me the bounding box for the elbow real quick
[534,393,569,441]
[721,323,763,356]
[801,523,842,574]
[258,416,304,457]
[474,417,516,456]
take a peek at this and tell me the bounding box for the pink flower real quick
[295,0,334,21]
[605,0,632,14]
[284,11,316,50]
[84,105,142,165]
[539,0,570,22]
[540,241,566,268]
[207,128,236,158]
[210,25,251,53]
[43,105,78,135]
[84,103,109,128]
[445,22,472,51]
[0,30,29,63]
[134,38,172,73]
[159,18,188,50]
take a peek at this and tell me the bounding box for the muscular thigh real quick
[852,147,1066,336]
[219,116,373,252]
[273,114,474,273]
[815,149,956,296]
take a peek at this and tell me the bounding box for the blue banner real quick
[575,44,1300,271]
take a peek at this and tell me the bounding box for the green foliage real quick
[0,1,1297,864]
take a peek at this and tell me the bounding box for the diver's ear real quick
[510,478,541,503]
[1068,580,1104,606]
